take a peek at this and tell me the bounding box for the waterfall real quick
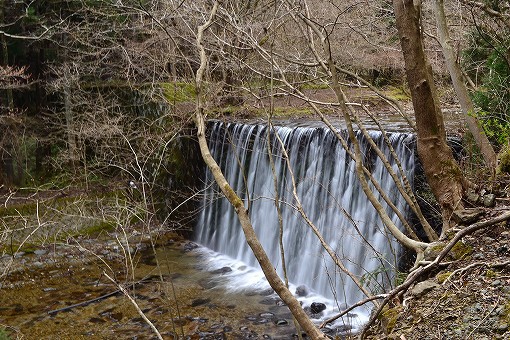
[195,120,415,314]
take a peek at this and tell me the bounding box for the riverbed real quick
[0,233,359,339]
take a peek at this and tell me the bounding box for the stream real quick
[0,235,358,339]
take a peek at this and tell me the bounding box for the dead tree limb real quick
[359,210,510,339]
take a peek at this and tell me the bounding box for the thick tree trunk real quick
[434,0,497,170]
[393,0,464,231]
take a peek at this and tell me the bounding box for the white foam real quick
[194,245,370,333]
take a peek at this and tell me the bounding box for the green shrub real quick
[498,145,510,174]
[0,328,11,340]
[464,33,510,148]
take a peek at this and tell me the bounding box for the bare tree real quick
[193,2,327,338]
[393,0,465,232]
[434,0,497,169]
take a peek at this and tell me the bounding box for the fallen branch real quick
[47,276,158,315]
[358,210,510,339]
[442,262,484,285]
[47,289,121,315]
[443,259,510,285]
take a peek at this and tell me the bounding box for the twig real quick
[320,294,388,328]
[104,272,163,340]
[442,262,485,285]
[467,296,500,338]
[491,260,510,268]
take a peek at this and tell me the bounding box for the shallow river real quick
[0,238,362,339]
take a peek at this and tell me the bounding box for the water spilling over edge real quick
[194,121,416,332]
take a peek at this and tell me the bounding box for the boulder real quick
[183,242,199,252]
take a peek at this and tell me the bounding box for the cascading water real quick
[194,120,415,328]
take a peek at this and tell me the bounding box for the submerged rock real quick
[295,285,309,297]
[191,298,210,307]
[260,297,283,305]
[259,288,275,296]
[198,278,218,289]
[310,302,326,314]
[211,266,232,274]
[259,312,275,319]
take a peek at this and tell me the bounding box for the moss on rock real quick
[450,241,473,259]
[379,305,403,334]
[436,271,453,284]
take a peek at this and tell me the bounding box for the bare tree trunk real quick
[63,66,78,170]
[0,0,13,110]
[193,2,326,339]
[434,0,497,170]
[0,2,14,186]
[393,0,464,231]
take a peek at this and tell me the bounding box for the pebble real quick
[274,319,288,326]
[473,253,485,260]
[496,245,508,254]
[33,261,44,268]
[34,249,47,256]
[491,280,502,286]
[494,306,505,315]
[497,323,508,332]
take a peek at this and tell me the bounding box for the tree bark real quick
[393,0,464,231]
[434,0,497,170]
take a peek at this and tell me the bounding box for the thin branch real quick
[104,272,163,340]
